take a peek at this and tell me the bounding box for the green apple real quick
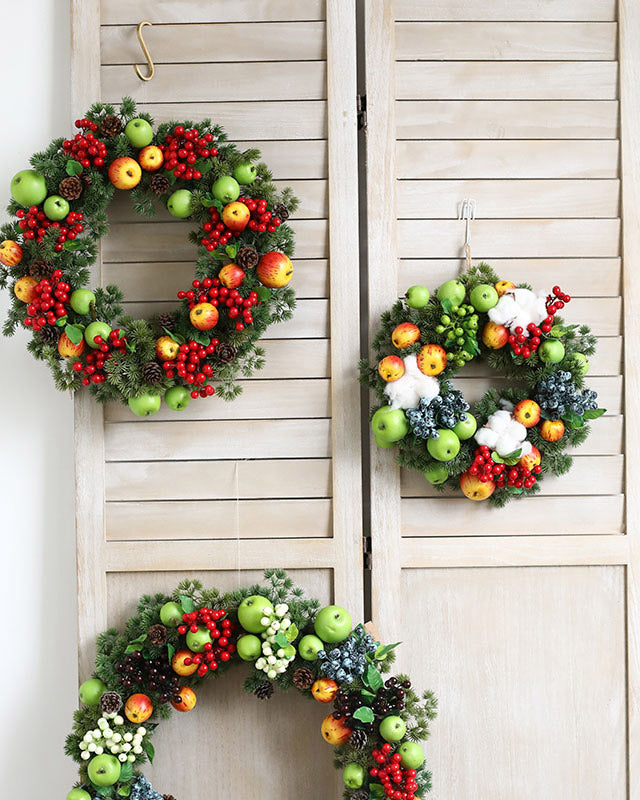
[186,626,213,653]
[427,429,460,462]
[79,677,107,706]
[423,463,449,485]
[212,175,240,203]
[343,764,365,789]
[167,189,194,218]
[70,289,96,315]
[314,605,352,643]
[571,352,589,375]
[124,118,154,148]
[237,595,273,633]
[437,279,466,306]
[374,432,395,449]
[298,634,324,661]
[66,790,91,800]
[87,754,121,787]
[452,413,477,440]
[128,393,162,417]
[237,634,263,661]
[379,715,406,742]
[371,405,409,443]
[398,741,425,769]
[43,194,70,221]
[538,338,565,363]
[405,285,430,309]
[159,600,183,627]
[233,162,257,185]
[10,169,47,206]
[469,283,499,312]
[84,320,111,349]
[164,385,190,411]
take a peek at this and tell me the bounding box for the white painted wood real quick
[101,0,326,24]
[394,0,617,21]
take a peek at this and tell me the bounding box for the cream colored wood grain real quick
[248,339,330,378]
[101,0,326,24]
[394,0,617,21]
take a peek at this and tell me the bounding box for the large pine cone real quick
[253,680,274,700]
[292,667,315,690]
[141,361,163,385]
[58,176,83,201]
[99,690,123,714]
[28,258,54,282]
[38,325,60,346]
[100,115,123,139]
[150,174,170,196]
[215,343,237,365]
[147,623,168,646]
[236,246,259,270]
[273,202,290,221]
[349,728,368,750]
[157,312,176,332]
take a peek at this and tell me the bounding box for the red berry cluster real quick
[163,339,217,398]
[177,277,260,331]
[72,329,127,385]
[507,285,572,359]
[159,125,217,180]
[199,197,283,252]
[177,607,236,676]
[502,461,541,491]
[241,196,283,234]
[16,206,84,250]
[62,119,108,169]
[468,446,505,483]
[369,743,419,800]
[23,270,69,331]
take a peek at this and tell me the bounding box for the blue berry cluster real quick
[130,775,164,800]
[407,383,470,440]
[319,633,377,684]
[534,371,598,417]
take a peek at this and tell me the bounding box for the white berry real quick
[133,745,143,755]
[122,743,131,752]
[95,746,104,755]
[114,715,124,726]
[127,754,135,763]
[137,727,146,735]
[118,753,127,763]
[88,743,97,753]
[81,751,91,761]
[267,669,277,678]
[123,732,133,742]
[112,733,122,743]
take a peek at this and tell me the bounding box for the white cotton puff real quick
[474,409,531,457]
[384,354,440,409]
[474,426,499,449]
[488,288,547,331]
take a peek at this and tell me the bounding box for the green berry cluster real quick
[435,302,479,367]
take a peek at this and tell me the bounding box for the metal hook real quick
[458,198,476,269]
[134,21,155,82]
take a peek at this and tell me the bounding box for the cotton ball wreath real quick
[384,354,440,410]
[475,409,532,457]
[488,288,547,332]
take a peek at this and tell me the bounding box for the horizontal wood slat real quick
[393,0,617,22]
[395,22,617,61]
[101,22,326,63]
[101,0,326,24]
[395,62,618,100]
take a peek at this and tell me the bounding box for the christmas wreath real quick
[65,570,436,800]
[361,263,606,506]
[0,97,297,416]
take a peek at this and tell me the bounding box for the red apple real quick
[460,471,495,501]
[256,251,293,288]
[108,157,142,190]
[189,302,219,330]
[221,201,250,232]
[124,693,153,723]
[482,321,508,349]
[0,239,23,266]
[321,714,352,745]
[378,355,405,382]
[513,399,541,428]
[171,686,197,712]
[540,419,565,442]
[312,678,339,703]
[58,331,85,359]
[219,263,245,289]
[519,445,541,472]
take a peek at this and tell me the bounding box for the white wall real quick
[0,1,78,795]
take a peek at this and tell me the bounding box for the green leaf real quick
[180,594,195,614]
[56,315,68,327]
[364,663,383,692]
[225,245,237,259]
[562,411,585,429]
[66,159,84,176]
[274,631,289,649]
[63,239,88,251]
[95,786,114,797]
[352,706,375,723]
[164,328,185,344]
[440,298,453,314]
[142,739,154,764]
[200,192,216,208]
[191,330,212,346]
[64,324,84,345]
[375,641,401,659]
[167,643,175,663]
[361,689,376,701]
[370,785,386,800]
[125,633,147,653]
[119,761,133,783]
[583,408,606,420]
[491,451,505,464]
[285,622,299,642]
[117,787,131,797]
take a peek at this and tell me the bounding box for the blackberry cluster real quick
[333,688,375,734]
[407,383,470,440]
[130,775,164,800]
[114,651,181,704]
[318,632,377,684]
[372,676,411,718]
[534,371,598,418]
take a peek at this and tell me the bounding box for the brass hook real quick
[134,21,155,81]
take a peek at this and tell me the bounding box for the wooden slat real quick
[104,379,330,422]
[106,458,332,501]
[397,180,620,219]
[106,498,332,540]
[101,0,326,24]
[396,22,617,61]
[101,22,326,63]
[397,141,619,179]
[401,495,624,535]
[101,62,326,103]
[104,419,332,461]
[249,339,330,378]
[397,219,621,258]
[401,455,624,498]
[396,62,618,100]
[394,0,617,22]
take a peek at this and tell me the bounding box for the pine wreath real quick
[64,570,436,799]
[361,263,606,506]
[0,97,298,416]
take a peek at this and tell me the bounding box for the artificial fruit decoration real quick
[13,276,37,303]
[219,263,245,289]
[416,344,447,376]
[436,279,465,305]
[159,600,183,626]
[378,355,405,382]
[312,678,339,703]
[108,157,142,190]
[124,118,154,148]
[571,352,590,375]
[405,285,430,309]
[423,463,449,485]
[237,595,273,633]
[10,169,47,206]
[453,413,477,440]
[0,239,23,266]
[321,714,352,745]
[256,251,293,288]
[78,677,107,706]
[469,283,499,312]
[87,754,121,787]
[513,399,541,428]
[58,331,85,359]
[138,145,164,171]
[314,605,352,642]
[427,429,460,462]
[185,626,212,653]
[155,335,179,361]
[70,288,96,315]
[538,339,565,363]
[66,790,91,800]
[298,634,324,661]
[460,471,495,501]
[127,393,161,418]
[222,201,250,231]
[171,686,197,712]
[343,764,365,789]
[482,321,508,349]
[398,741,425,769]
[371,405,409,443]
[237,634,263,661]
[164,386,190,411]
[212,175,240,203]
[391,322,420,349]
[519,445,541,472]
[379,715,407,742]
[495,279,516,297]
[84,320,111,348]
[124,693,153,723]
[167,189,193,218]
[189,302,219,330]
[540,419,565,442]
[171,649,199,677]
[43,195,70,221]
[233,162,257,185]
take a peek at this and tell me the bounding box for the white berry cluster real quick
[254,603,296,679]
[78,712,148,764]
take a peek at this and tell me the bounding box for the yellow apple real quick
[391,322,420,349]
[108,157,142,190]
[0,239,23,266]
[219,263,245,289]
[124,693,153,723]
[378,355,405,382]
[513,399,541,428]
[256,251,293,288]
[312,678,339,703]
[540,419,565,442]
[13,275,38,303]
[58,331,85,358]
[222,201,250,232]
[156,335,179,361]
[416,344,447,376]
[171,649,199,677]
[482,321,509,349]
[460,471,495,501]
[171,686,197,712]
[519,445,541,472]
[321,713,352,745]
[138,145,164,172]
[495,280,516,297]
[189,302,219,330]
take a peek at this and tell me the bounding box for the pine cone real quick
[349,728,368,750]
[215,343,237,365]
[253,680,274,700]
[58,175,83,201]
[38,325,60,346]
[163,796,177,800]
[236,246,259,270]
[273,202,290,221]
[351,791,369,800]
[28,258,54,282]
[148,623,168,646]
[82,173,93,188]
[100,690,123,714]
[142,361,163,385]
[157,312,176,332]
[292,667,314,690]
[150,174,170,196]
[100,115,123,139]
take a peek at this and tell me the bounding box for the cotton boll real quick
[488,295,518,325]
[519,441,532,457]
[488,288,547,331]
[505,418,527,441]
[475,427,499,448]
[494,434,520,456]
[384,354,440,409]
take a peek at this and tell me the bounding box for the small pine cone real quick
[58,175,83,201]
[82,173,93,188]
[236,246,259,270]
[38,325,60,346]
[163,796,177,800]
[215,343,237,365]
[28,258,54,282]
[150,174,170,196]
[142,361,164,385]
[100,115,123,139]
[148,623,168,646]
[157,312,176,332]
[273,202,290,221]
[292,667,315,691]
[349,728,368,750]
[99,690,123,715]
[253,680,274,700]
[351,791,369,800]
